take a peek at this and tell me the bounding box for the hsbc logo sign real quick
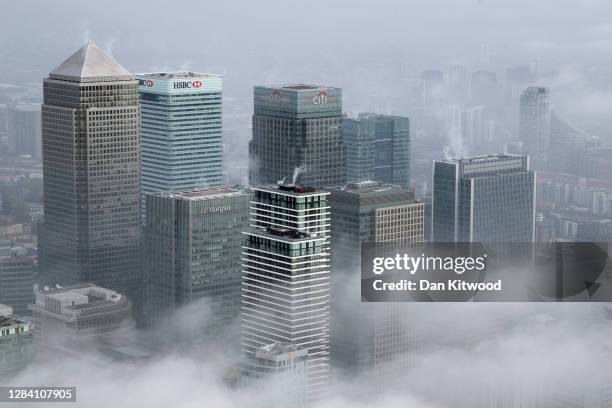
[173,80,202,89]
[312,91,328,105]
[138,79,154,87]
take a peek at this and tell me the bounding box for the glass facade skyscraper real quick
[241,184,330,402]
[136,72,223,208]
[329,181,424,387]
[41,42,140,296]
[342,113,411,188]
[143,188,250,327]
[249,85,344,188]
[432,154,536,243]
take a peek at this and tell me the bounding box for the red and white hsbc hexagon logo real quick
[138,79,154,87]
[312,91,328,105]
[173,80,203,89]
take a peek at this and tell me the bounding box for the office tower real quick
[463,105,485,147]
[420,70,444,106]
[143,188,250,327]
[343,113,410,188]
[8,104,42,159]
[519,87,551,170]
[549,112,588,176]
[241,184,330,401]
[41,42,140,296]
[470,70,497,106]
[249,85,344,188]
[241,343,309,408]
[0,256,34,316]
[432,154,535,243]
[0,306,34,377]
[29,283,132,344]
[136,72,223,208]
[329,181,424,386]
[442,105,487,156]
[448,63,469,103]
[0,177,24,216]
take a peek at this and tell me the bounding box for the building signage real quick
[173,80,202,89]
[138,79,154,87]
[200,205,231,214]
[312,91,328,105]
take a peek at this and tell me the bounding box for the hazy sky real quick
[3,0,612,141]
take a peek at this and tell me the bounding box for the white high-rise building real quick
[241,184,330,403]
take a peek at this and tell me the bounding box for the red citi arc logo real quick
[312,91,328,105]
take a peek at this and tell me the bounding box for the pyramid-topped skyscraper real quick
[49,41,132,82]
[40,42,141,299]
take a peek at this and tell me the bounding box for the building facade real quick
[432,154,536,243]
[29,283,132,344]
[242,343,309,408]
[143,188,250,327]
[249,85,344,188]
[519,87,551,171]
[8,104,42,159]
[329,181,424,386]
[41,42,140,297]
[136,72,223,209]
[0,256,34,316]
[342,114,410,188]
[241,184,331,402]
[0,308,33,377]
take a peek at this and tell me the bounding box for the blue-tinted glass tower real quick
[432,154,535,243]
[342,113,410,188]
[136,72,223,207]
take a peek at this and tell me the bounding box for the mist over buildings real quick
[0,1,611,407]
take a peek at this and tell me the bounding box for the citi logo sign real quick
[266,90,289,104]
[312,91,328,105]
[173,80,202,89]
[138,79,154,87]
[270,90,281,103]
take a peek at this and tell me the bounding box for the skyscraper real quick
[342,113,410,188]
[432,154,535,243]
[249,85,344,188]
[0,256,34,316]
[329,181,424,386]
[143,188,250,327]
[8,104,42,159]
[519,87,550,170]
[136,72,223,208]
[41,42,140,296]
[241,184,330,401]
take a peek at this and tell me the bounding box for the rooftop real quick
[255,342,308,360]
[137,71,221,79]
[156,187,245,200]
[0,315,28,328]
[255,183,328,197]
[261,84,338,92]
[49,41,132,82]
[34,283,126,312]
[438,153,527,165]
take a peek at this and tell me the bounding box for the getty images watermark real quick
[361,242,612,302]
